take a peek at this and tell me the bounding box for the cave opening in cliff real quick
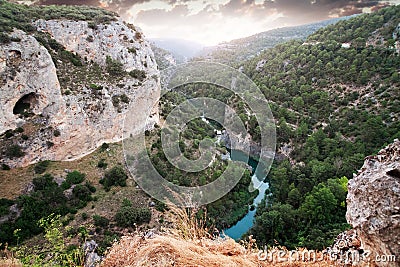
[13,92,39,116]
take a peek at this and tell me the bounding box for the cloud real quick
[18,0,397,44]
[135,4,190,25]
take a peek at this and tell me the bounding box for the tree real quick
[299,184,337,225]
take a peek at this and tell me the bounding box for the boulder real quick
[346,139,400,266]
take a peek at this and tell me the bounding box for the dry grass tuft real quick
[167,204,212,241]
[101,206,337,267]
[0,244,22,267]
[100,233,338,267]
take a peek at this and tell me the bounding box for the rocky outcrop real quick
[0,30,64,133]
[346,139,400,266]
[0,16,160,168]
[34,19,155,73]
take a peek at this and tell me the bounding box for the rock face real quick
[0,17,159,168]
[346,139,400,266]
[34,19,155,73]
[0,30,64,133]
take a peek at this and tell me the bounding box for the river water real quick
[223,149,269,240]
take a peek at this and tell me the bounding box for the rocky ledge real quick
[345,139,400,266]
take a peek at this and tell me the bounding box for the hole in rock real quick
[387,168,400,179]
[13,92,39,115]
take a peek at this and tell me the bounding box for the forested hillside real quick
[199,17,347,65]
[242,5,400,249]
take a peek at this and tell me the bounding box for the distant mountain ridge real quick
[150,38,204,63]
[198,16,354,65]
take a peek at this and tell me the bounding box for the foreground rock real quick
[346,139,400,266]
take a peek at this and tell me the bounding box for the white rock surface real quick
[0,18,160,168]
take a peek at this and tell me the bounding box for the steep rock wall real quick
[0,18,160,168]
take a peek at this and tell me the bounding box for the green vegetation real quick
[0,172,95,245]
[138,92,258,227]
[5,144,25,158]
[0,0,116,39]
[115,199,151,227]
[97,158,108,169]
[0,198,13,216]
[100,165,128,191]
[1,163,10,170]
[129,69,147,81]
[93,214,110,228]
[106,55,124,76]
[240,5,400,250]
[14,214,86,266]
[34,160,51,174]
[101,142,109,151]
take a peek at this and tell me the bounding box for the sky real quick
[23,0,400,45]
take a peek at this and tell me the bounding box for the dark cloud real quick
[262,0,391,24]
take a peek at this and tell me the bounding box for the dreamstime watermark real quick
[122,62,276,207]
[257,247,397,264]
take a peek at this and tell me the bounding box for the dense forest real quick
[241,5,400,249]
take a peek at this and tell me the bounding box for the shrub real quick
[88,22,98,30]
[93,215,109,228]
[155,200,168,212]
[16,127,24,133]
[21,134,28,140]
[115,200,151,227]
[34,160,50,174]
[5,130,13,138]
[81,213,88,220]
[120,94,130,104]
[6,144,25,158]
[1,164,11,170]
[100,166,128,191]
[106,56,124,76]
[32,173,57,191]
[101,143,109,151]
[0,32,10,44]
[59,50,83,66]
[111,95,120,107]
[46,141,54,148]
[85,181,96,193]
[129,69,146,81]
[0,198,13,216]
[97,159,107,169]
[72,184,92,202]
[127,47,136,54]
[66,171,85,184]
[54,129,61,137]
[89,83,103,90]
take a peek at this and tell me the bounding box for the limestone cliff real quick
[346,139,400,266]
[0,13,160,168]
